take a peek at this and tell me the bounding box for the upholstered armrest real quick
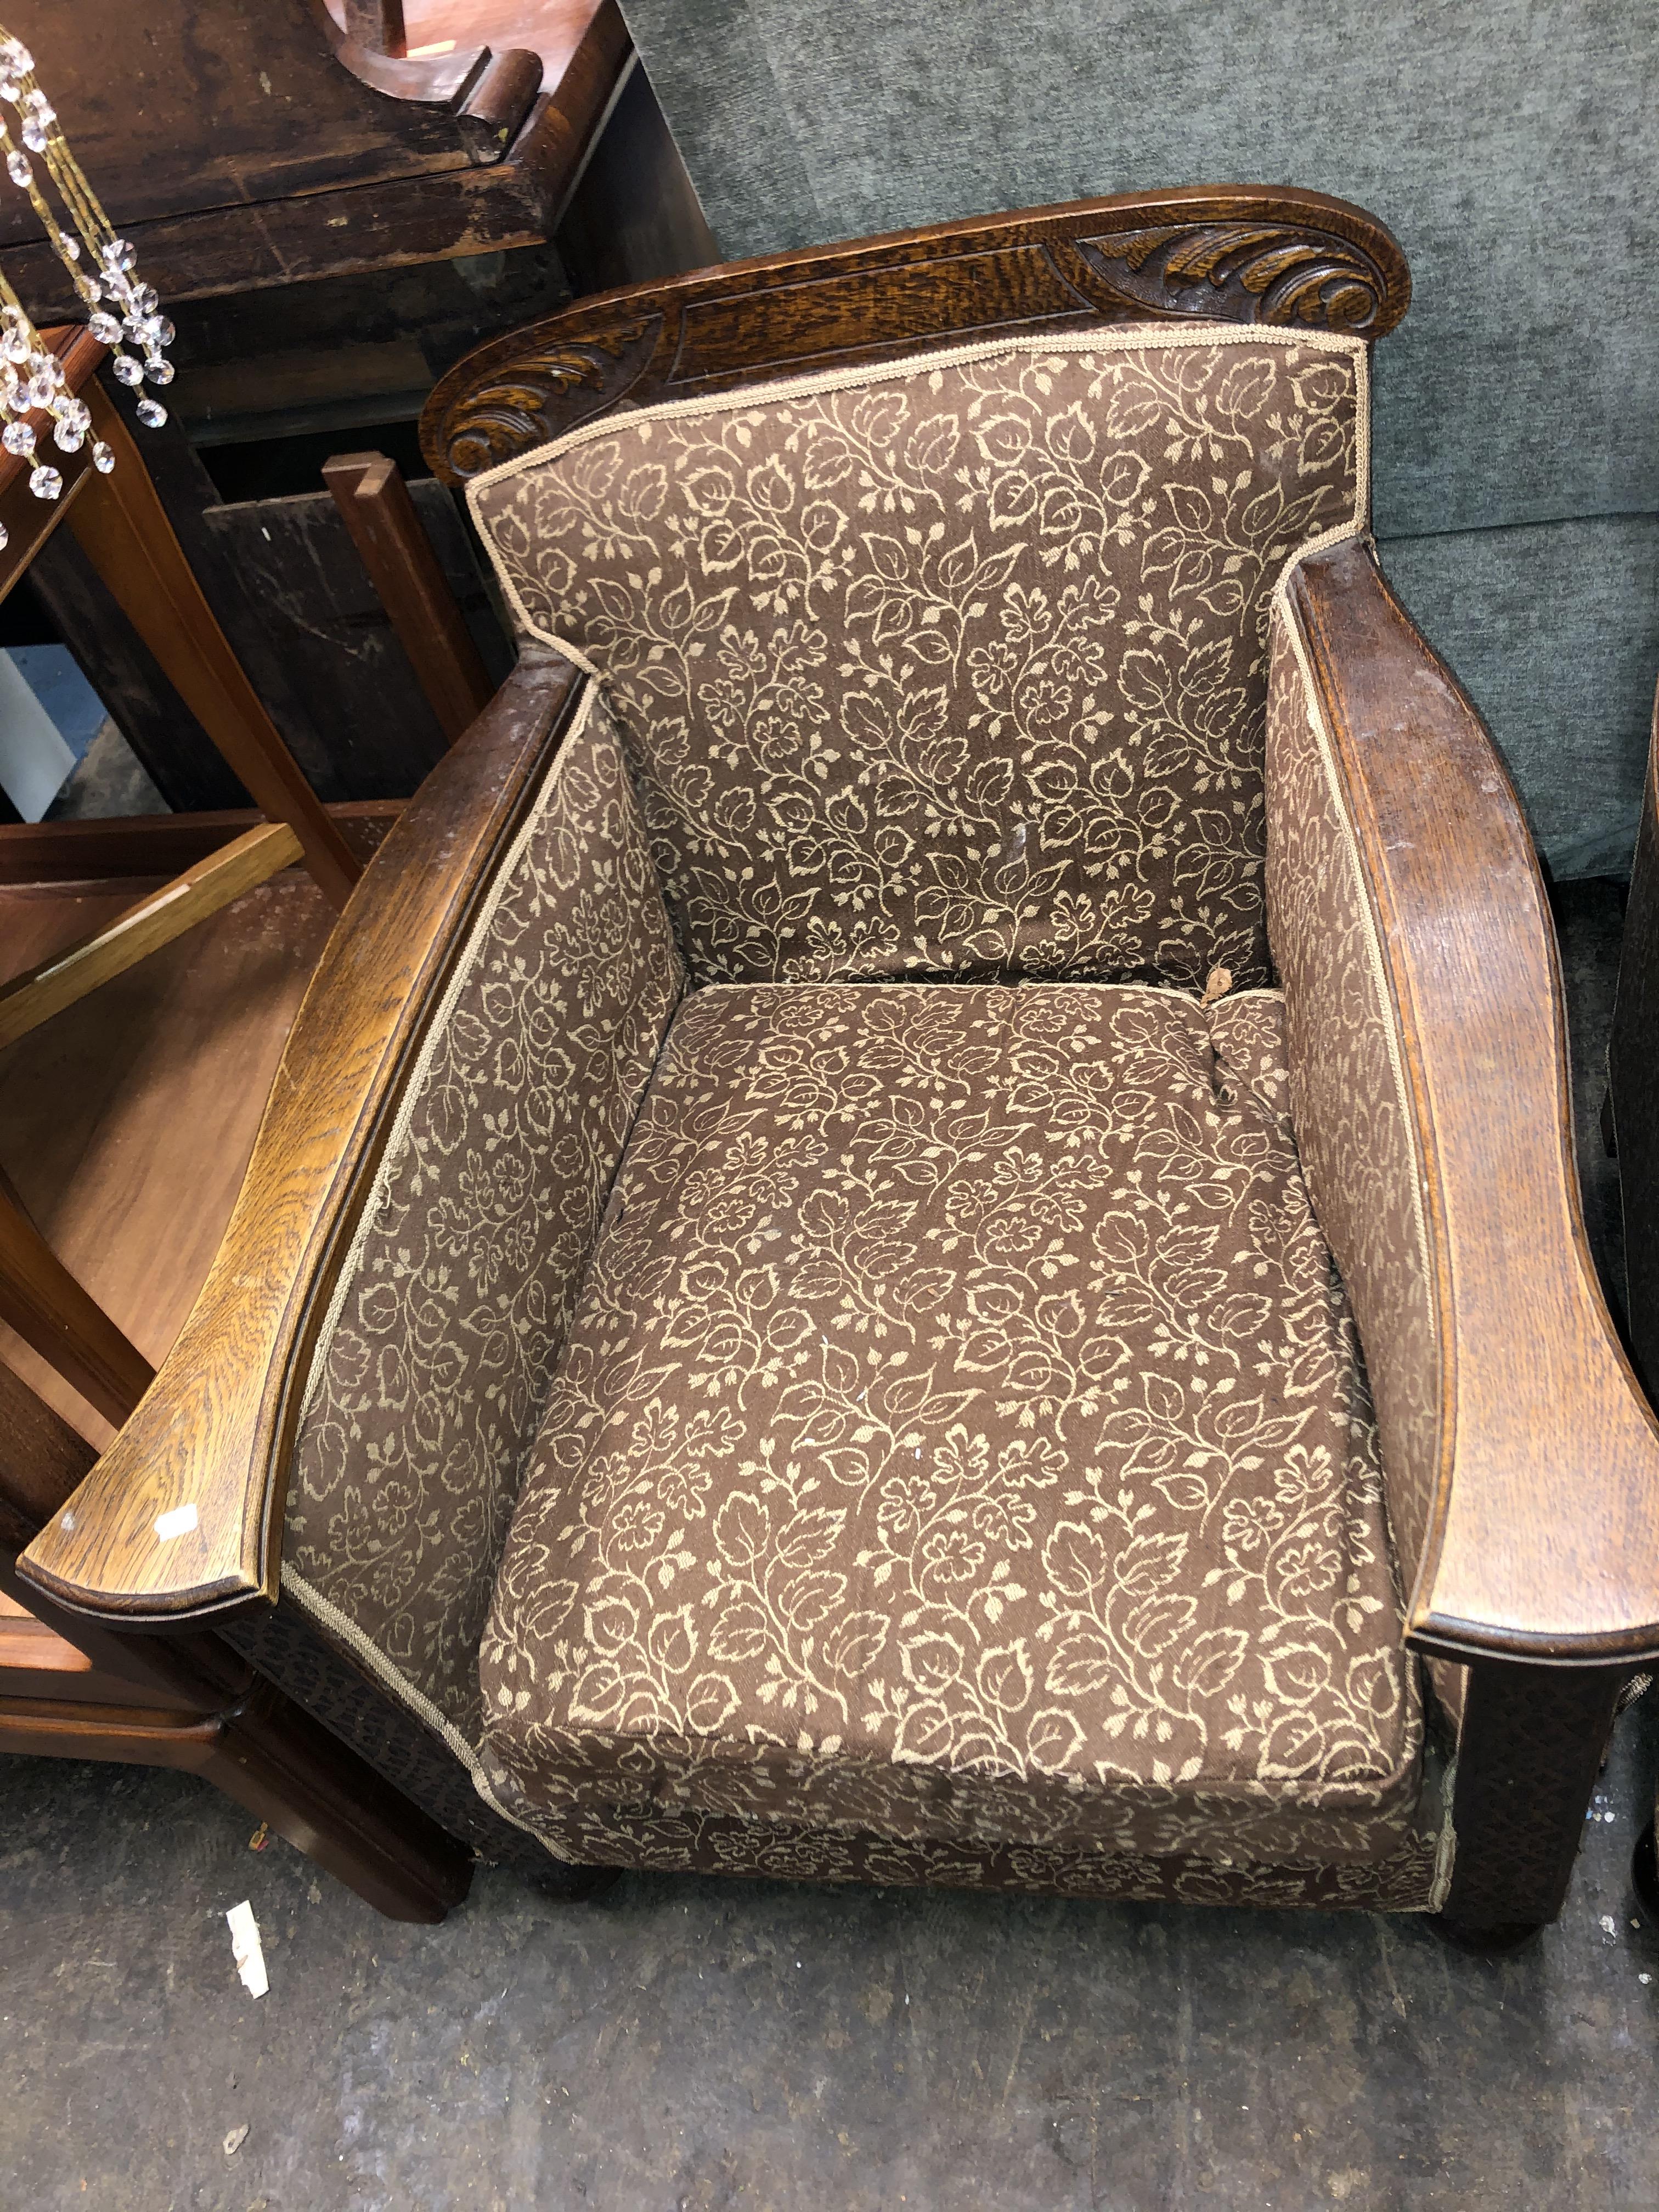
[18,647,590,1630]
[1268,535,1659,1668]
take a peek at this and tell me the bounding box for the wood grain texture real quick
[0,871,337,1449]
[1290,540,1659,1666]
[324,452,495,743]
[69,385,360,910]
[1609,680,1659,1397]
[421,183,1410,483]
[0,825,301,1053]
[18,648,586,1626]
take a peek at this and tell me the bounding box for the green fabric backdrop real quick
[618,0,1657,876]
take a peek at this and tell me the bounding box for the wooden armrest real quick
[1288,537,1659,1666]
[17,647,589,1630]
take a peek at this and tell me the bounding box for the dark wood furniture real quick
[0,0,630,319]
[16,186,1655,1940]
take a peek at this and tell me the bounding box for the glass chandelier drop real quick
[0,27,174,524]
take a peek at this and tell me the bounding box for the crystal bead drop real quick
[1,37,33,71]
[28,462,61,500]
[53,417,83,453]
[0,71,19,102]
[20,119,47,154]
[0,522,12,552]
[143,356,174,386]
[88,311,121,345]
[25,371,53,407]
[57,230,78,262]
[2,419,33,455]
[111,351,143,386]
[134,397,167,430]
[5,151,29,188]
[2,328,27,365]
[91,438,114,473]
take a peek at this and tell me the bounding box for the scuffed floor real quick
[2,880,1655,2212]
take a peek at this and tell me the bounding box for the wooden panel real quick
[198,481,511,797]
[423,184,1412,483]
[0,800,400,885]
[0,1,630,313]
[0,823,302,1052]
[0,868,337,1448]
[18,650,583,1620]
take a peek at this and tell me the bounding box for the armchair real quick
[19,186,1659,1939]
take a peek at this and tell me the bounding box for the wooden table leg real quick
[69,384,361,912]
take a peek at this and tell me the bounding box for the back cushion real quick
[472,328,1365,991]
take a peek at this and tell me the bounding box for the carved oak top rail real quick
[421,184,1411,485]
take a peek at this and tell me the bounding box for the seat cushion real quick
[481,980,1421,1867]
[470,328,1365,993]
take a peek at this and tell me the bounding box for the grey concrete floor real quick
[3,880,1655,2212]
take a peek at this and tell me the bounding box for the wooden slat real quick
[0,800,403,885]
[0,822,301,1053]
[0,1182,154,1427]
[67,384,361,911]
[324,452,495,744]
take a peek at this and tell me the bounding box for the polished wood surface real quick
[20,650,585,1623]
[421,183,1410,483]
[324,452,495,743]
[0,823,302,1053]
[1291,540,1659,1666]
[0,871,337,1448]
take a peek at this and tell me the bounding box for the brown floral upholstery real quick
[284,691,685,1739]
[1263,605,1440,1612]
[470,329,1367,994]
[470,1767,1450,1910]
[479,979,1423,1869]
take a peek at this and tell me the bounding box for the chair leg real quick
[1431,1659,1624,1946]
[204,1677,475,1925]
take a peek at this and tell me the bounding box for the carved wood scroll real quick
[422,185,1410,484]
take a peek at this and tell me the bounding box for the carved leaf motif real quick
[437,315,664,480]
[1076,224,1387,334]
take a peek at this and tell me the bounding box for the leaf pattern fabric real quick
[469,1786,1449,1911]
[285,693,684,1737]
[1263,606,1441,1620]
[480,979,1421,1867]
[470,328,1365,994]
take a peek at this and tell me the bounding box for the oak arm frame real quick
[1287,538,1659,1672]
[16,646,589,1630]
